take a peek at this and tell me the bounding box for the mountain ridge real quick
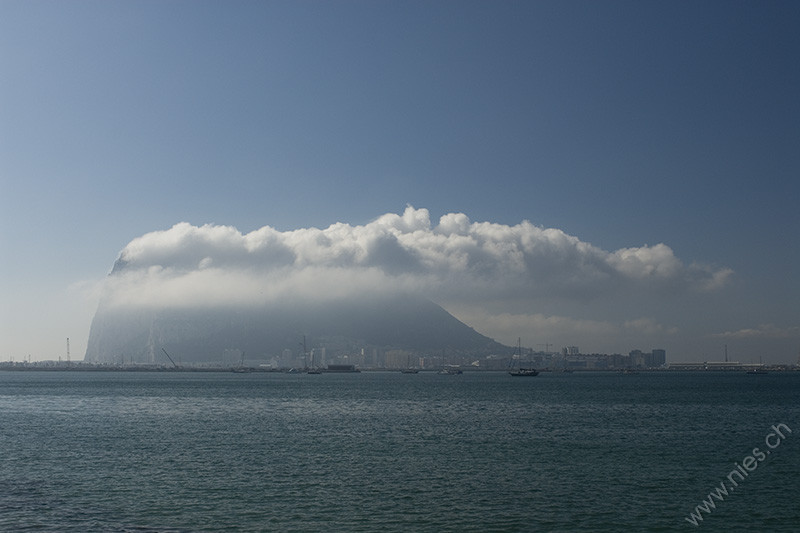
[84,294,508,364]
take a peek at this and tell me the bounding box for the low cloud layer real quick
[713,324,800,339]
[101,206,731,312]
[445,309,681,354]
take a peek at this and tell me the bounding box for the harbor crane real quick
[161,348,179,368]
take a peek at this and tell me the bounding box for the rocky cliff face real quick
[84,295,505,364]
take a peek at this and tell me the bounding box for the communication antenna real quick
[66,337,70,363]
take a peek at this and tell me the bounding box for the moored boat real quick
[509,338,539,377]
[400,354,419,373]
[326,364,360,373]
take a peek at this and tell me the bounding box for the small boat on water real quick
[747,357,768,374]
[509,368,538,377]
[400,354,419,373]
[326,364,361,373]
[301,336,323,374]
[438,365,463,375]
[509,338,539,377]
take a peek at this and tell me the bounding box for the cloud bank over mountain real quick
[102,206,732,314]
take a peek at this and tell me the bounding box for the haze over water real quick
[1,371,797,531]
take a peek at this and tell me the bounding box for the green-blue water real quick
[1,371,798,531]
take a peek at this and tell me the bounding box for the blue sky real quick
[1,0,798,363]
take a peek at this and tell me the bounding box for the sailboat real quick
[437,348,462,374]
[400,354,419,373]
[509,338,538,377]
[303,336,322,374]
[231,351,252,373]
[746,355,768,374]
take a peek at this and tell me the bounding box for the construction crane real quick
[161,348,178,368]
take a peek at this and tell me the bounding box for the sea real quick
[1,370,798,532]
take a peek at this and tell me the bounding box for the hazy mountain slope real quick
[84,295,506,364]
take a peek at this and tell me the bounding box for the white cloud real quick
[713,324,800,339]
[101,206,731,311]
[622,318,679,336]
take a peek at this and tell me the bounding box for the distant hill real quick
[84,294,507,364]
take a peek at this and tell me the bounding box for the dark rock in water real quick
[84,294,505,364]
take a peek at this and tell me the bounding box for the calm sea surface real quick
[1,371,798,532]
